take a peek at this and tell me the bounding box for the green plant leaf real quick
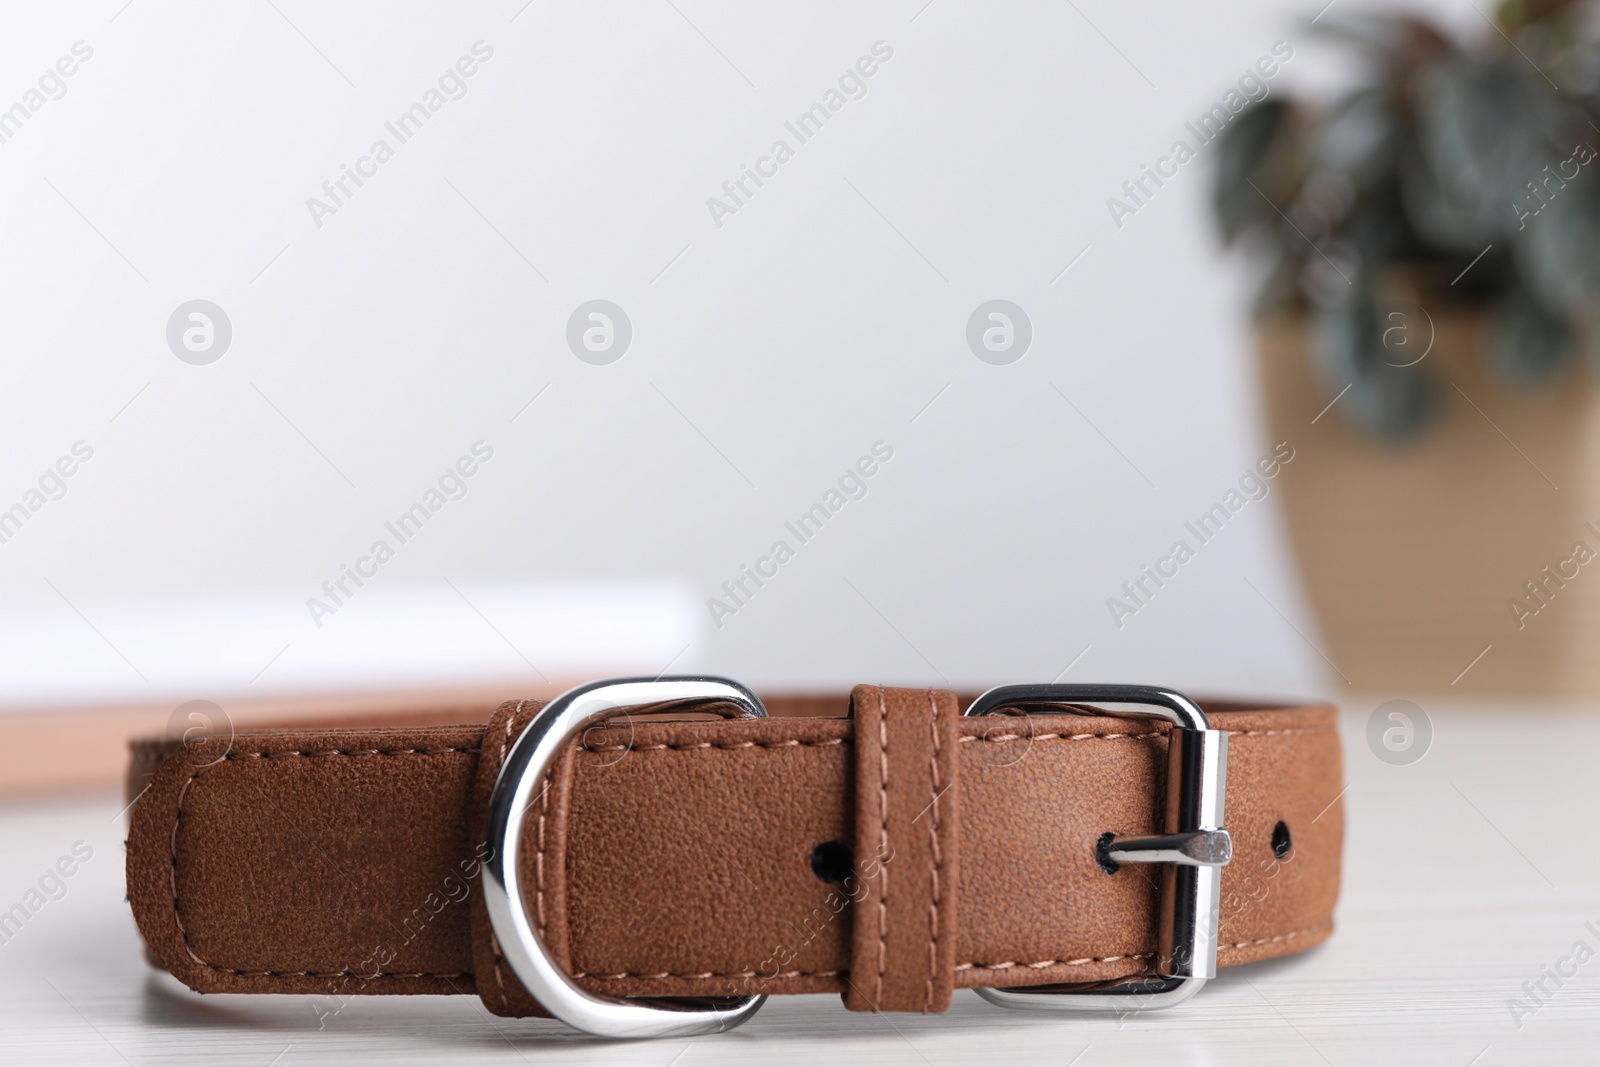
[1513,162,1600,312]
[1213,99,1292,243]
[1491,286,1574,383]
[1312,291,1437,440]
[1311,88,1397,188]
[1412,58,1556,245]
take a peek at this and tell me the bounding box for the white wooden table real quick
[2,700,1596,1065]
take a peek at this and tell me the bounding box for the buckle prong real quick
[1107,829,1233,868]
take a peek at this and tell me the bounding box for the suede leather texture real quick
[125,690,1342,1018]
[841,685,960,1013]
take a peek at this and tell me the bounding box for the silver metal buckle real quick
[963,684,1231,1012]
[482,676,770,1038]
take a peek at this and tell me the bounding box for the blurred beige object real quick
[0,685,562,796]
[1259,313,1600,695]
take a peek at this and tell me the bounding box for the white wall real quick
[0,1,1474,710]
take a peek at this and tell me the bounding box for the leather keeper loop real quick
[842,685,961,1013]
[467,699,565,1019]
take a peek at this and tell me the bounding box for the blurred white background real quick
[0,0,1479,710]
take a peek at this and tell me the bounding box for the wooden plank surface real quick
[0,699,1594,1064]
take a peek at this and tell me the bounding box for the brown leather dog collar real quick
[124,678,1343,1037]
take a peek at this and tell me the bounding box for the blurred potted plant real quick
[1216,1,1600,694]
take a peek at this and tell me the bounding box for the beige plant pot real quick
[1258,313,1600,695]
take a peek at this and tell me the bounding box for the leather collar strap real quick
[124,686,1342,1022]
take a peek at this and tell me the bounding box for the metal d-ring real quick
[481,675,769,1038]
